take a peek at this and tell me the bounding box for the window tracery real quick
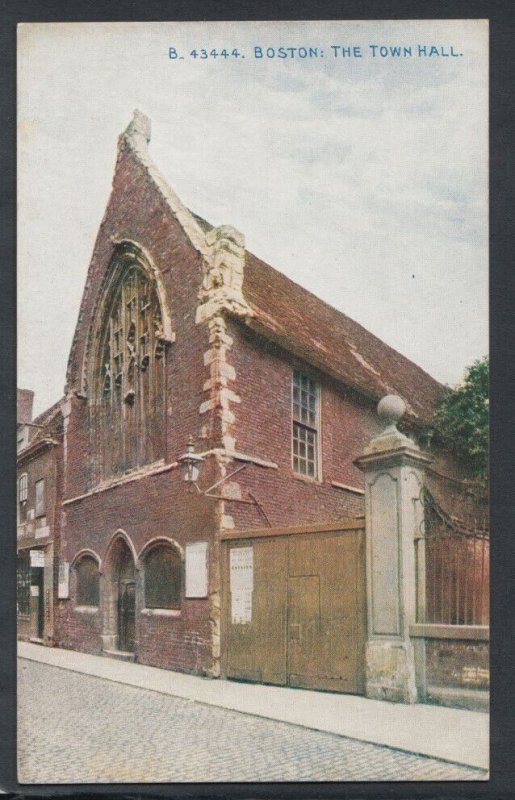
[92,252,167,479]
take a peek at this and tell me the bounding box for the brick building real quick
[18,112,487,699]
[16,391,63,644]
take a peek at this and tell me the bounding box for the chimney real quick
[17,388,34,424]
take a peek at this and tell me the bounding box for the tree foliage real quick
[433,356,488,480]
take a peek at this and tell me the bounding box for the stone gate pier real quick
[355,395,432,703]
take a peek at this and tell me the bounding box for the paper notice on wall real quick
[30,549,45,568]
[30,585,39,597]
[231,588,253,625]
[58,561,70,599]
[229,547,254,623]
[229,546,253,592]
[185,542,209,598]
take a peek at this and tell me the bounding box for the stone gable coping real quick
[120,110,211,261]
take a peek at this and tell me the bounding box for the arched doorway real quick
[102,534,136,655]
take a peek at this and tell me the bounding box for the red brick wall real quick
[58,142,222,670]
[57,454,219,672]
[223,320,385,528]
[17,447,59,532]
[137,604,213,673]
[223,320,477,532]
[64,141,213,501]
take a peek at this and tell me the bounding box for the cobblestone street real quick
[18,659,486,784]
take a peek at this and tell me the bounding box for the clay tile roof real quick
[190,211,443,425]
[243,252,443,423]
[32,397,64,429]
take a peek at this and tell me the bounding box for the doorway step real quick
[103,649,135,663]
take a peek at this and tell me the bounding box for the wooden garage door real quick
[222,527,366,694]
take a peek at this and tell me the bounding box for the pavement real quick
[18,642,489,777]
[18,659,486,784]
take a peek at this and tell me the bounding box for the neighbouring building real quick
[17,391,63,644]
[17,112,488,706]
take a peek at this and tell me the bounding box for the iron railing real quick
[416,485,489,626]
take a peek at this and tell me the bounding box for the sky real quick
[17,20,488,417]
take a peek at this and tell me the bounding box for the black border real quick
[2,1,514,798]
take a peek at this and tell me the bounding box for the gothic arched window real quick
[144,545,182,610]
[75,554,100,607]
[92,248,167,478]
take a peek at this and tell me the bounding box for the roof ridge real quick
[32,397,64,427]
[185,204,443,419]
[245,250,443,387]
[186,207,442,391]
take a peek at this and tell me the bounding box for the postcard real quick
[16,19,488,784]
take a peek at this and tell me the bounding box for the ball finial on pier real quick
[377,395,406,429]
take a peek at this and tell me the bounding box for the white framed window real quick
[35,478,45,517]
[18,474,28,522]
[17,426,28,452]
[292,369,319,478]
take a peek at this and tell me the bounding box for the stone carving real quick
[196,226,253,323]
[202,226,245,293]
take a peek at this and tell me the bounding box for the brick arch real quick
[138,537,184,613]
[136,536,184,569]
[101,529,138,653]
[70,547,103,572]
[114,239,174,343]
[81,239,174,396]
[69,549,102,609]
[104,528,138,569]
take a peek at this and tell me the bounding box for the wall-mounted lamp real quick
[177,436,271,525]
[178,436,205,483]
[178,436,251,497]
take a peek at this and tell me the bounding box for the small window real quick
[35,479,45,517]
[17,551,31,615]
[144,546,182,610]
[75,555,100,606]
[292,369,319,478]
[18,474,28,522]
[17,427,28,452]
